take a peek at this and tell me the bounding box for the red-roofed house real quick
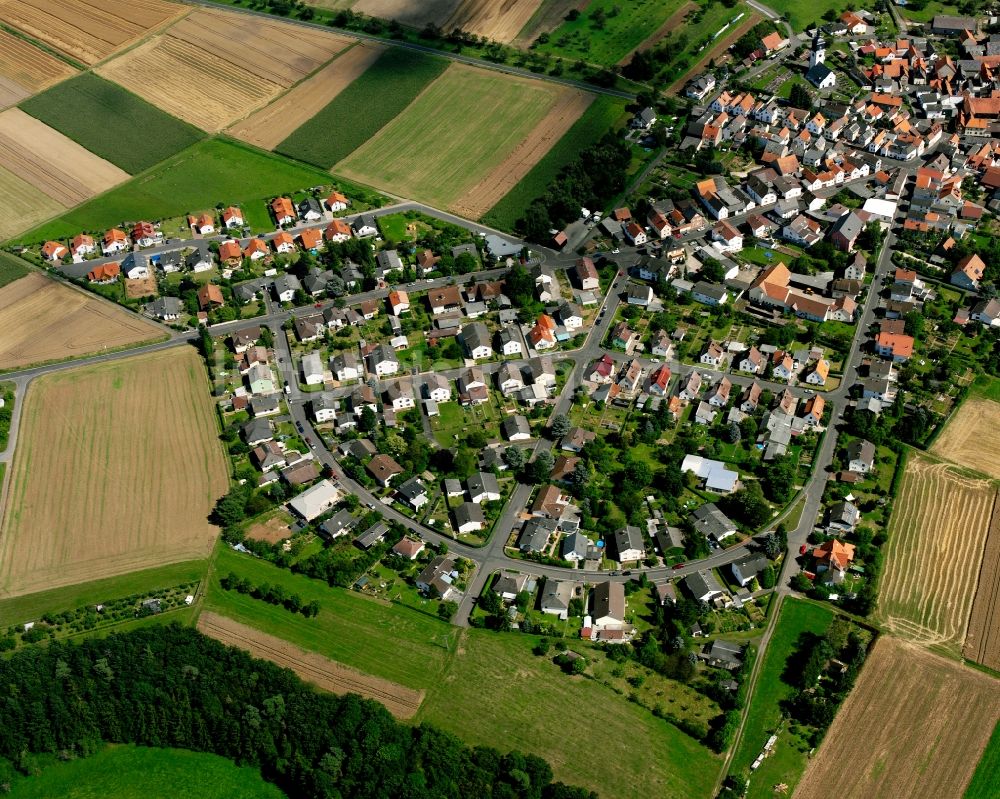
[197,284,225,309]
[813,539,855,583]
[271,197,295,225]
[41,241,68,262]
[875,332,914,362]
[951,253,986,291]
[299,227,322,251]
[87,262,120,284]
[222,206,244,229]
[325,191,349,212]
[219,240,242,262]
[102,228,129,255]
[324,218,352,243]
[71,233,96,258]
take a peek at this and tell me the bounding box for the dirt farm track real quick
[0,348,229,598]
[793,637,999,799]
[197,612,425,719]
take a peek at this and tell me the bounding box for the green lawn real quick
[9,746,283,799]
[965,720,1000,799]
[17,139,333,243]
[537,0,687,66]
[730,599,835,783]
[19,74,204,174]
[760,0,845,31]
[336,65,564,208]
[277,48,448,169]
[900,0,960,23]
[483,94,626,231]
[418,629,722,799]
[0,560,209,627]
[203,545,458,690]
[0,251,31,289]
[971,374,1000,403]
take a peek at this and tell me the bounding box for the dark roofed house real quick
[416,555,461,600]
[354,522,389,549]
[397,476,429,510]
[367,454,404,487]
[320,509,357,540]
[731,553,768,587]
[518,517,557,552]
[683,570,725,602]
[699,640,744,670]
[690,503,737,542]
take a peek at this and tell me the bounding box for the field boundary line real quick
[0,22,85,71]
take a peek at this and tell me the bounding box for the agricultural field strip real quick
[931,396,1000,479]
[617,1,697,66]
[444,0,544,43]
[878,457,995,651]
[963,492,1000,671]
[0,273,163,369]
[451,87,593,219]
[0,29,76,98]
[0,165,66,242]
[336,63,565,209]
[0,108,128,205]
[197,612,424,719]
[0,0,185,66]
[794,636,1000,799]
[0,348,228,598]
[95,7,352,132]
[227,42,385,151]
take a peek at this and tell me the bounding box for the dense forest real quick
[0,625,595,799]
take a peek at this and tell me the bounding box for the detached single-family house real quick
[287,480,342,521]
[614,526,645,563]
[453,501,485,533]
[416,555,461,600]
[41,241,68,262]
[271,197,295,226]
[397,477,429,511]
[463,322,493,360]
[731,554,768,587]
[847,439,876,473]
[540,579,575,617]
[367,454,404,487]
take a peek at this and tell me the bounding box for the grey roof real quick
[732,553,768,578]
[847,439,876,464]
[467,471,500,498]
[519,517,556,552]
[454,501,485,527]
[158,250,182,269]
[501,415,531,438]
[149,296,184,317]
[683,569,725,599]
[690,503,737,541]
[241,417,272,443]
[354,522,388,549]
[614,525,645,558]
[540,578,574,612]
[186,245,212,269]
[321,509,357,538]
[273,273,302,295]
[298,196,322,215]
[397,477,427,502]
[462,322,491,352]
[562,530,592,559]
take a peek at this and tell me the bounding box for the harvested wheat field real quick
[0,0,184,66]
[0,108,128,206]
[0,29,77,109]
[794,636,999,799]
[446,0,542,42]
[97,7,352,132]
[353,0,460,28]
[0,348,228,598]
[0,273,163,369]
[964,492,1000,671]
[877,454,996,653]
[229,42,384,150]
[0,166,66,242]
[452,87,592,219]
[931,396,1000,479]
[198,612,424,718]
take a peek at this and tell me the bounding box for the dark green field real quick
[965,720,1000,799]
[482,95,626,231]
[9,746,284,798]
[0,252,30,289]
[20,139,333,242]
[276,48,448,169]
[19,74,204,174]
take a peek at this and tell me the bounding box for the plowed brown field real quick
[794,637,999,799]
[877,455,995,653]
[0,347,228,598]
[97,7,352,132]
[0,29,76,109]
[353,0,459,28]
[0,0,184,65]
[228,42,385,150]
[0,108,128,205]
[931,396,1000,479]
[963,492,1000,671]
[197,612,425,718]
[446,0,542,42]
[451,87,592,219]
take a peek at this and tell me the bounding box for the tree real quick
[788,81,812,110]
[759,564,776,589]
[550,414,571,438]
[791,572,812,592]
[723,481,770,528]
[503,446,528,471]
[526,449,554,483]
[763,454,797,503]
[359,406,378,435]
[727,421,742,444]
[700,257,725,283]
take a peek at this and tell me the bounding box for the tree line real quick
[0,625,596,799]
[219,572,321,617]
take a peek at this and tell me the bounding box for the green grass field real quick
[537,0,687,65]
[0,251,30,289]
[900,0,960,23]
[203,546,457,690]
[482,95,625,231]
[418,630,721,799]
[9,746,283,798]
[0,560,208,628]
[19,139,333,243]
[756,0,844,30]
[965,720,1000,799]
[336,65,564,209]
[19,74,205,175]
[276,48,448,169]
[730,599,835,786]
